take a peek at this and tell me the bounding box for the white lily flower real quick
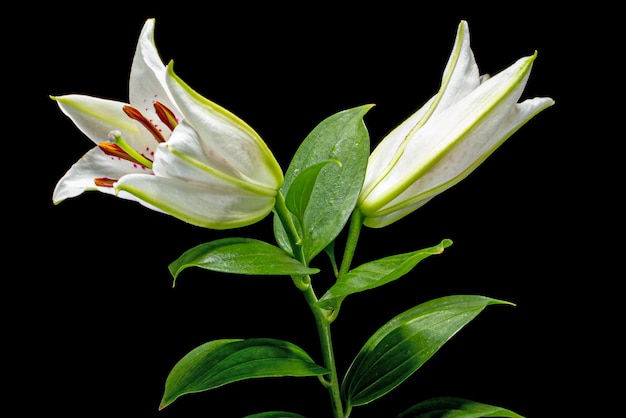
[358,20,555,228]
[52,18,283,229]
[52,18,182,205]
[114,63,284,229]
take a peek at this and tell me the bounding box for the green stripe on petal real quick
[115,174,276,229]
[165,146,278,197]
[165,62,284,190]
[361,52,538,217]
[152,120,278,197]
[51,95,140,144]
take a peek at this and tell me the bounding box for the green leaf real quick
[168,237,319,284]
[246,412,307,418]
[342,295,514,408]
[160,338,329,410]
[274,104,373,263]
[396,396,525,417]
[285,159,341,222]
[317,239,452,310]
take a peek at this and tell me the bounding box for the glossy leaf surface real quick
[274,105,372,263]
[285,159,340,222]
[160,338,328,409]
[169,237,319,284]
[317,239,452,310]
[343,295,513,407]
[396,396,525,417]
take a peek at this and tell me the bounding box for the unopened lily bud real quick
[358,20,554,228]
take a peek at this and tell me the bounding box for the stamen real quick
[94,177,117,187]
[99,142,153,167]
[154,101,179,131]
[123,105,167,143]
[107,131,154,169]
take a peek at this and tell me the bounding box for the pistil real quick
[104,130,154,169]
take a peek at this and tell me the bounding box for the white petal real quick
[363,53,538,214]
[53,147,153,203]
[159,119,250,181]
[363,197,434,228]
[380,98,554,214]
[152,121,275,196]
[361,20,480,204]
[52,95,142,145]
[482,96,555,151]
[432,20,481,114]
[115,174,276,229]
[165,63,283,189]
[128,18,181,130]
[361,95,436,200]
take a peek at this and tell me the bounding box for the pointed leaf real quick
[317,239,452,310]
[169,237,319,284]
[396,396,525,417]
[274,104,372,263]
[160,338,329,409]
[285,159,341,222]
[343,295,514,407]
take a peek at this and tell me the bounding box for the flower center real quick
[94,101,179,187]
[103,130,154,169]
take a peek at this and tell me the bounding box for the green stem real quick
[274,190,345,417]
[274,191,305,262]
[338,209,364,277]
[302,286,344,418]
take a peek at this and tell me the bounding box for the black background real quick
[12,3,616,417]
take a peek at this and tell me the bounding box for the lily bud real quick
[358,20,554,228]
